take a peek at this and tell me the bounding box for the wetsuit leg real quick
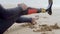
[0,19,14,34]
[46,0,53,15]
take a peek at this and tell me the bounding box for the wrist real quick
[40,8,46,13]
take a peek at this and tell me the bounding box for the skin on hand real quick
[41,8,46,13]
[31,18,37,25]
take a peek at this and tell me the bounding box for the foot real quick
[46,8,52,15]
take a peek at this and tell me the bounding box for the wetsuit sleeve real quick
[27,7,41,14]
[16,17,32,23]
[21,7,41,15]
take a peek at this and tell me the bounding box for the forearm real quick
[16,17,32,23]
[27,7,41,14]
[21,7,46,15]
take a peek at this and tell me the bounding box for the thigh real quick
[0,19,14,34]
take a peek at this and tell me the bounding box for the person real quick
[0,0,53,34]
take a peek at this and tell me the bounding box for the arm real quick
[16,16,36,25]
[16,17,32,23]
[18,3,46,15]
[21,7,46,15]
[20,0,53,15]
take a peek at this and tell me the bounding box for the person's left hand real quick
[31,18,37,25]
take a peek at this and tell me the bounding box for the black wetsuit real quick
[0,0,53,33]
[0,5,41,34]
[0,5,23,34]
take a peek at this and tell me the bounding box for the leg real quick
[46,0,53,15]
[0,19,14,34]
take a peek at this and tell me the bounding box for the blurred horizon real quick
[0,0,60,8]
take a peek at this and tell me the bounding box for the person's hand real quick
[18,3,28,10]
[40,8,46,13]
[31,18,37,25]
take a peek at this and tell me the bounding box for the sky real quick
[0,0,60,8]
